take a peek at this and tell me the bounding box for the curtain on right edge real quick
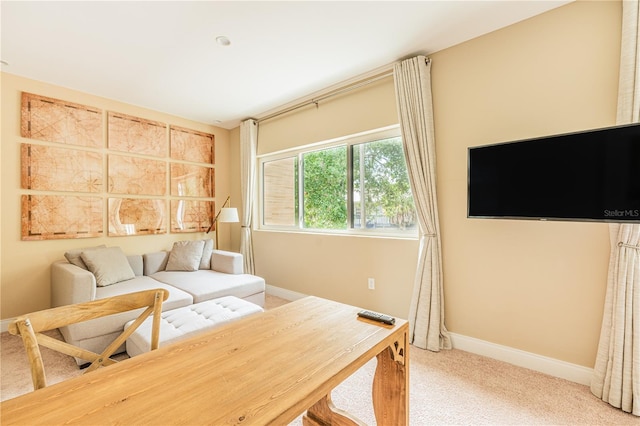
[590,0,640,416]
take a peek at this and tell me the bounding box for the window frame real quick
[257,125,418,238]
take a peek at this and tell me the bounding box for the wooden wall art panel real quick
[171,200,213,233]
[21,195,103,240]
[21,144,103,193]
[19,91,216,241]
[108,155,167,196]
[170,163,214,198]
[21,92,102,147]
[108,198,167,236]
[170,126,214,164]
[108,112,167,157]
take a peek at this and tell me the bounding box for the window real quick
[260,126,417,236]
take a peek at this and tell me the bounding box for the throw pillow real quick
[166,240,205,271]
[199,239,214,270]
[64,245,106,270]
[81,247,136,287]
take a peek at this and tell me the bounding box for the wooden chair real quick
[8,288,169,391]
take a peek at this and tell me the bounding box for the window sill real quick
[254,227,419,241]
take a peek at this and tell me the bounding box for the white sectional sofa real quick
[50,240,265,364]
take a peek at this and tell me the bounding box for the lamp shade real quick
[217,207,239,223]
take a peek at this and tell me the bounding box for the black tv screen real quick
[467,123,640,223]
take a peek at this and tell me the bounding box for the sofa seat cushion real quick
[150,270,265,304]
[125,296,264,357]
[63,276,193,342]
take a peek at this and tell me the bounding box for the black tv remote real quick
[357,310,395,325]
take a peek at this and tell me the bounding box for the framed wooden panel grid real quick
[108,112,167,157]
[170,199,213,233]
[170,126,214,164]
[108,155,167,196]
[21,195,103,240]
[18,91,216,241]
[108,198,167,236]
[170,163,214,198]
[21,144,103,193]
[21,92,102,147]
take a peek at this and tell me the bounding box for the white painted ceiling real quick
[1,1,572,129]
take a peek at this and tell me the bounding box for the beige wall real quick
[432,0,620,367]
[0,73,231,319]
[256,76,398,155]
[251,0,621,367]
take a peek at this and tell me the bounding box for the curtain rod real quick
[257,70,394,124]
[255,56,429,124]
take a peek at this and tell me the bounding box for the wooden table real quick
[1,296,409,425]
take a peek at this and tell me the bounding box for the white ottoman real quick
[125,296,264,357]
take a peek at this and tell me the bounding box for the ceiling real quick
[1,1,572,129]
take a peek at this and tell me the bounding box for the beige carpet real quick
[1,294,635,425]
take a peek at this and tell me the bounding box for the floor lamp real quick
[209,196,239,249]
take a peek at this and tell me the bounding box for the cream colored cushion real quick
[166,240,205,272]
[125,296,263,357]
[151,270,264,304]
[64,245,106,270]
[199,239,214,270]
[81,247,136,287]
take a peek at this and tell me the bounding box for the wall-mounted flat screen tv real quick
[467,123,640,223]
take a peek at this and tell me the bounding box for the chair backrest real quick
[8,288,169,391]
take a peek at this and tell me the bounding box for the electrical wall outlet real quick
[368,278,375,290]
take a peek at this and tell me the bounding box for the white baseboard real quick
[449,332,593,386]
[265,286,593,386]
[1,318,13,333]
[266,284,307,301]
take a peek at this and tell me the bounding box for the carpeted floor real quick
[1,294,636,425]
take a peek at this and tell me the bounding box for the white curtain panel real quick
[591,0,640,416]
[393,56,451,351]
[592,224,640,415]
[239,119,257,275]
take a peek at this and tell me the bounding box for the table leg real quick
[303,394,365,426]
[302,395,366,426]
[372,338,409,425]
